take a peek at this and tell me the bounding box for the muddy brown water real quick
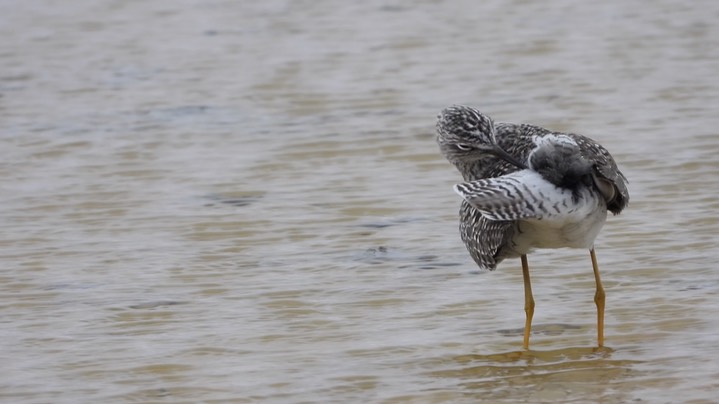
[2,1,719,403]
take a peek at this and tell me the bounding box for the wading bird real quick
[436,106,629,348]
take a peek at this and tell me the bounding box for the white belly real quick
[510,194,608,254]
[454,168,612,258]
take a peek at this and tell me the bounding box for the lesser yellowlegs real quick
[436,105,629,348]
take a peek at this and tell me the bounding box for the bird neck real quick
[456,158,497,181]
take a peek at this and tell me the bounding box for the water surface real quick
[2,0,719,402]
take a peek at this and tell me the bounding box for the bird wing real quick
[494,125,629,214]
[568,134,629,214]
[454,170,575,222]
[458,204,514,270]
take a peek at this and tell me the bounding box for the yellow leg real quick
[521,254,535,350]
[590,248,605,347]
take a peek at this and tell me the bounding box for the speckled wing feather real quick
[454,170,576,222]
[458,203,512,271]
[567,134,629,214]
[495,123,551,163]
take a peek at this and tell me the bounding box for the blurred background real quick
[2,0,718,402]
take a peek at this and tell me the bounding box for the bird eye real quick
[456,144,473,151]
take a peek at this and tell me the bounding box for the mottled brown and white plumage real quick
[435,105,629,348]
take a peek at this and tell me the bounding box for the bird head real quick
[436,105,526,169]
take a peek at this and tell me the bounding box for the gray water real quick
[2,1,719,403]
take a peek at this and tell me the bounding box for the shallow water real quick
[2,0,719,403]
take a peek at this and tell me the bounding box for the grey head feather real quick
[436,105,497,166]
